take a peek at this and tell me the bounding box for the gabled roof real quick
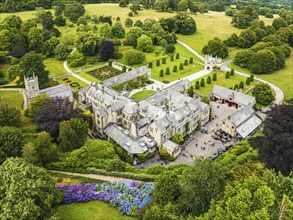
[40,84,72,99]
[230,105,255,127]
[212,85,256,107]
[236,115,262,138]
[163,140,179,154]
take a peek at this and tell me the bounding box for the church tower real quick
[24,74,40,101]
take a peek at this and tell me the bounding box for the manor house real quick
[79,67,210,158]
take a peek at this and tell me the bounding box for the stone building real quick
[24,74,73,104]
[79,69,210,158]
[204,55,222,71]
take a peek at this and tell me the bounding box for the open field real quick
[131,90,156,101]
[229,50,293,100]
[192,70,257,96]
[44,58,67,77]
[151,57,204,82]
[57,201,136,220]
[56,75,89,91]
[78,72,101,83]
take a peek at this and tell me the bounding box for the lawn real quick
[131,90,156,101]
[78,72,101,83]
[192,70,257,96]
[44,58,67,77]
[57,201,136,220]
[151,57,204,82]
[0,63,12,83]
[229,50,293,100]
[0,90,35,130]
[56,75,89,92]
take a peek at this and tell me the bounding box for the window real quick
[223,121,225,125]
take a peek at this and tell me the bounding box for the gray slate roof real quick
[40,84,72,99]
[212,85,256,107]
[102,66,150,88]
[236,115,262,138]
[230,105,255,127]
[163,139,179,154]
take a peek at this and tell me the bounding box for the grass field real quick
[151,57,204,82]
[44,58,67,77]
[0,63,11,82]
[78,72,101,83]
[56,75,89,91]
[131,90,156,101]
[57,201,136,220]
[0,90,35,129]
[192,70,257,96]
[229,50,293,100]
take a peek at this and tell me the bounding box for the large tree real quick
[126,27,143,47]
[99,39,115,61]
[137,35,153,52]
[76,31,100,56]
[250,102,293,175]
[249,49,277,74]
[112,21,125,38]
[28,27,44,52]
[252,82,275,106]
[0,126,25,164]
[202,37,228,58]
[0,158,62,219]
[174,12,197,35]
[64,2,85,23]
[36,98,86,140]
[0,101,21,127]
[27,94,50,121]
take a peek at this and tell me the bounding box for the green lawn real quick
[0,63,11,82]
[193,70,257,96]
[56,75,89,92]
[44,58,67,77]
[57,201,136,220]
[0,90,35,130]
[78,72,101,83]
[131,90,156,101]
[151,57,204,82]
[229,50,293,100]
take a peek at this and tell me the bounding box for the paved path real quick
[49,170,153,183]
[177,40,205,62]
[220,59,284,105]
[63,48,91,85]
[0,88,28,109]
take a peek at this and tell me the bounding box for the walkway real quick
[49,170,153,183]
[177,40,205,62]
[63,48,91,85]
[220,59,284,105]
[0,88,28,110]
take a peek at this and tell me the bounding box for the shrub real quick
[234,84,239,90]
[162,58,166,64]
[146,165,167,175]
[212,73,217,81]
[137,151,156,163]
[250,74,254,81]
[148,62,152,68]
[159,69,164,77]
[159,147,175,161]
[108,60,112,67]
[156,60,160,66]
[162,80,169,84]
[184,59,188,66]
[225,71,230,79]
[230,69,235,76]
[195,81,200,89]
[124,50,146,65]
[207,76,211,84]
[165,67,170,75]
[179,63,184,70]
[113,51,123,59]
[176,53,180,59]
[252,82,275,105]
[239,81,244,89]
[189,57,193,64]
[67,52,86,68]
[173,65,177,72]
[122,66,127,72]
[115,145,134,164]
[200,78,205,87]
[166,44,175,53]
[246,77,251,85]
[171,133,184,144]
[128,12,133,17]
[170,56,174,61]
[146,80,154,84]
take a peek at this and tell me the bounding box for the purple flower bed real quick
[57,180,154,216]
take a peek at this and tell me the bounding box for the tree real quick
[124,50,146,65]
[42,37,60,57]
[165,67,170,75]
[154,0,169,12]
[184,59,188,66]
[250,103,293,175]
[179,63,184,70]
[134,20,143,28]
[272,17,287,30]
[239,81,244,89]
[173,65,177,72]
[212,73,217,81]
[0,126,24,164]
[177,0,188,11]
[112,22,125,38]
[187,86,194,97]
[76,31,100,56]
[207,76,211,84]
[22,132,57,166]
[126,27,143,47]
[249,49,277,74]
[156,60,160,66]
[99,23,112,38]
[36,98,86,140]
[159,69,164,77]
[154,170,181,205]
[59,118,89,152]
[28,27,44,52]
[234,49,255,68]
[18,52,49,85]
[176,53,180,59]
[189,57,193,63]
[177,158,226,216]
[27,94,50,121]
[252,82,275,105]
[200,78,205,87]
[166,44,175,53]
[55,15,66,26]
[67,51,86,68]
[99,39,115,61]
[36,11,54,30]
[0,158,62,219]
[232,5,259,29]
[230,69,235,76]
[234,84,239,90]
[174,13,197,35]
[55,43,70,60]
[237,29,258,48]
[2,14,22,29]
[0,29,12,51]
[64,2,85,23]
[143,18,156,31]
[0,101,21,127]
[171,133,184,144]
[125,18,133,27]
[10,45,27,58]
[195,81,200,89]
[246,77,251,85]
[137,35,153,52]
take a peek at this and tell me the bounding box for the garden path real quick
[49,170,153,183]
[220,59,284,105]
[0,88,28,109]
[177,40,206,61]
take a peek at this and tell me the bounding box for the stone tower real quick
[24,74,40,101]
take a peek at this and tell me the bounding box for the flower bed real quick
[57,180,154,216]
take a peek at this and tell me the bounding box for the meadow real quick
[131,90,156,101]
